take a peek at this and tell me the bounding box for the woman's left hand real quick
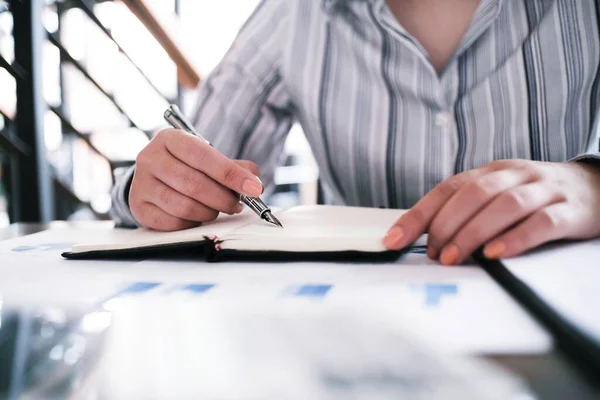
[383,159,600,265]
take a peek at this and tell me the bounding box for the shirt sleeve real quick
[110,0,294,227]
[570,120,600,165]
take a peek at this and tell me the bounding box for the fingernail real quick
[255,176,264,194]
[383,226,404,249]
[440,244,459,266]
[242,178,263,197]
[427,247,439,260]
[484,240,505,259]
[234,203,244,213]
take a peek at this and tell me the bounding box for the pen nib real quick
[263,211,283,228]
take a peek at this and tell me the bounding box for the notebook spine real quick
[203,236,222,262]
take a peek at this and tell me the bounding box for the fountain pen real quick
[163,105,283,228]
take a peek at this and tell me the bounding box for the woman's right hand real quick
[129,128,263,231]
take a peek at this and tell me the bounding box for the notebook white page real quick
[219,205,406,253]
[70,212,257,254]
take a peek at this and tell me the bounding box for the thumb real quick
[234,160,261,178]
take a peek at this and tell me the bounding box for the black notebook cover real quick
[61,239,213,260]
[62,242,407,263]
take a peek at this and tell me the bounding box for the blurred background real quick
[0,0,318,227]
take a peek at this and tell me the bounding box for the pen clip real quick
[164,104,211,145]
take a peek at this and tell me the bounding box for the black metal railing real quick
[0,56,25,159]
[0,0,185,223]
[0,124,29,158]
[0,54,24,80]
[71,0,175,105]
[46,32,145,134]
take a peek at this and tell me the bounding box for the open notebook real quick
[62,205,408,262]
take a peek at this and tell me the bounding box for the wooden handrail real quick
[120,0,201,89]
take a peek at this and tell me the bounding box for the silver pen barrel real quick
[164,105,210,145]
[241,195,271,217]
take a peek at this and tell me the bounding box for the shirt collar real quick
[323,0,377,13]
[457,0,504,55]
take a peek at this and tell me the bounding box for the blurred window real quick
[0,0,318,227]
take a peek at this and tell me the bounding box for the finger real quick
[149,152,244,215]
[235,160,262,178]
[234,160,263,193]
[383,168,487,250]
[163,130,263,197]
[134,202,198,232]
[482,202,574,259]
[427,168,536,257]
[145,178,222,222]
[438,182,562,265]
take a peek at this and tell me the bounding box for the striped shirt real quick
[111,0,600,227]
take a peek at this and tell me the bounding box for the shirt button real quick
[435,112,452,128]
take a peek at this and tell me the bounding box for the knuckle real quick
[160,128,192,154]
[150,212,184,232]
[407,207,428,228]
[513,159,534,169]
[171,133,188,153]
[460,224,487,245]
[464,180,493,202]
[183,174,204,197]
[486,159,509,170]
[487,159,527,170]
[157,186,173,206]
[136,150,150,168]
[498,189,528,211]
[149,209,166,229]
[129,195,142,213]
[435,181,456,199]
[484,160,500,170]
[179,198,198,219]
[136,147,164,171]
[527,167,545,181]
[129,201,143,222]
[222,165,240,185]
[537,208,561,230]
[128,179,141,202]
[435,175,464,198]
[128,184,145,212]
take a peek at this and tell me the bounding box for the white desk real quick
[1,222,599,399]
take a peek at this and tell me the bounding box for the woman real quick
[112,0,600,265]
